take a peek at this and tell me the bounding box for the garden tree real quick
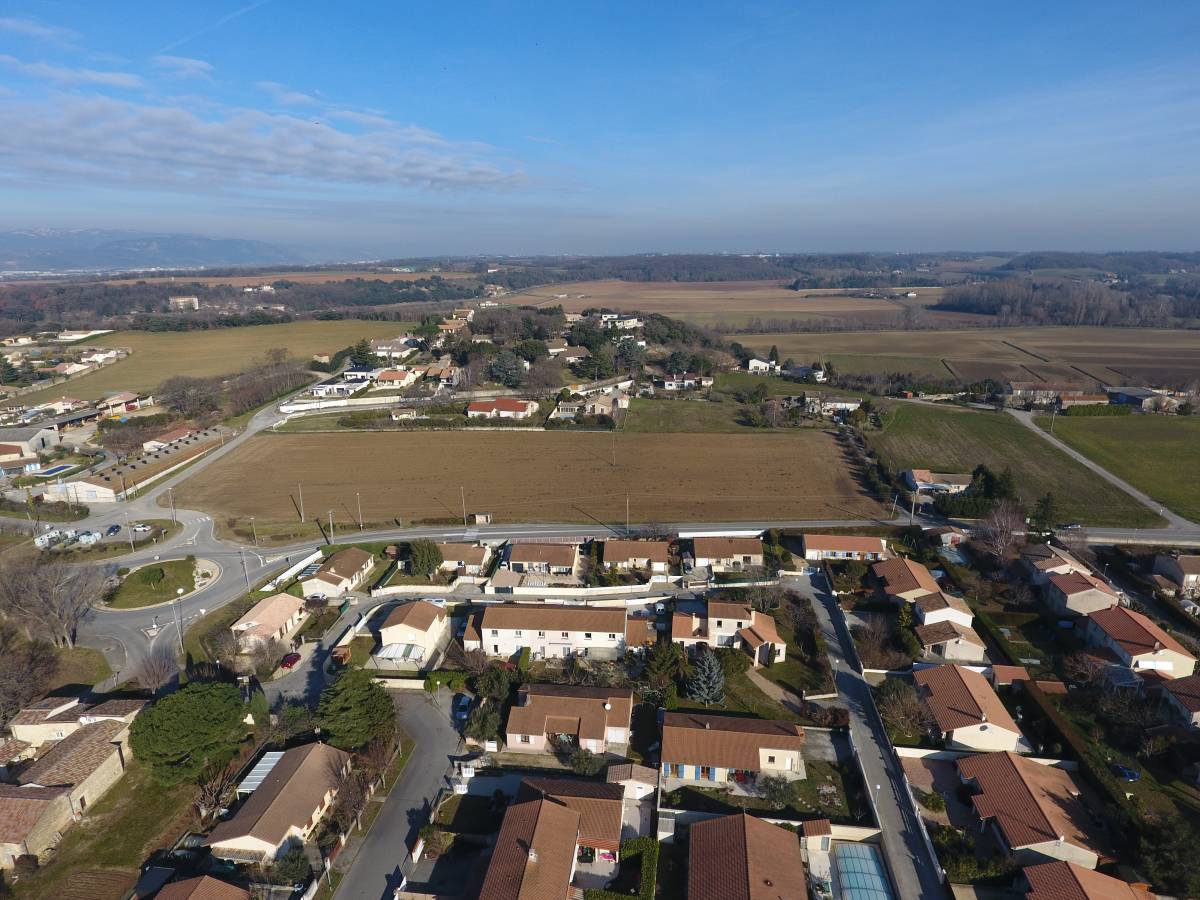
[317,668,396,751]
[348,339,381,369]
[0,553,106,648]
[247,689,270,727]
[578,344,615,380]
[157,375,222,419]
[1007,583,1035,609]
[130,681,245,784]
[570,748,604,776]
[768,345,779,363]
[194,760,238,823]
[851,619,909,671]
[1137,819,1200,897]
[133,643,178,693]
[876,677,932,737]
[413,315,442,340]
[1031,493,1059,533]
[487,350,525,388]
[664,350,695,374]
[250,638,286,677]
[0,356,18,384]
[687,648,726,706]
[0,625,57,728]
[474,664,514,702]
[270,847,312,886]
[465,706,501,742]
[615,340,646,373]
[716,647,751,677]
[525,358,563,393]
[976,499,1024,561]
[757,774,793,810]
[409,539,443,578]
[645,640,686,688]
[329,766,370,834]
[275,700,315,742]
[511,339,548,362]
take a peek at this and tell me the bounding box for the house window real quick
[520,734,530,744]
[716,620,723,628]
[514,630,523,637]
[584,632,592,639]
[538,630,546,637]
[490,629,499,636]
[561,631,569,638]
[608,633,617,639]
[767,755,776,764]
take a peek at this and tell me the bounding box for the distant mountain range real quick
[0,229,302,272]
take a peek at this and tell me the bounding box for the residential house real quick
[206,743,351,863]
[373,368,418,388]
[1153,554,1200,597]
[606,762,658,801]
[1023,861,1157,900]
[377,601,450,663]
[157,876,251,900]
[916,619,988,662]
[0,784,73,869]
[369,336,418,361]
[561,346,591,363]
[141,426,195,453]
[914,592,974,629]
[1084,606,1196,678]
[915,665,1023,750]
[1005,381,1086,406]
[872,557,941,603]
[904,469,972,493]
[1021,544,1086,586]
[0,425,59,457]
[957,752,1103,868]
[805,394,862,416]
[17,720,132,817]
[746,358,780,375]
[546,338,569,356]
[688,813,806,900]
[437,318,468,338]
[584,389,629,417]
[1107,387,1177,412]
[96,391,151,415]
[613,315,642,330]
[465,398,538,419]
[691,537,764,572]
[802,534,891,562]
[434,541,492,575]
[168,295,200,311]
[671,601,785,667]
[300,547,374,597]
[925,525,966,547]
[1057,393,1111,409]
[1047,571,1119,617]
[450,307,475,322]
[1160,673,1200,728]
[464,604,628,660]
[522,778,623,855]
[787,365,827,383]
[623,616,657,655]
[311,378,356,398]
[229,592,307,652]
[661,712,807,784]
[505,542,578,575]
[504,684,634,754]
[600,539,670,574]
[7,697,144,749]
[478,787,581,900]
[658,372,713,391]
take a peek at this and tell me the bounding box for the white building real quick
[464,604,628,661]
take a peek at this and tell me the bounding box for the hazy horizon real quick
[3,2,1199,257]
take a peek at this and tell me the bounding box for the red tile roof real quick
[1087,606,1192,660]
[914,665,1019,734]
[688,813,805,900]
[479,793,580,900]
[1024,860,1156,900]
[872,557,940,597]
[522,778,623,850]
[1162,673,1200,713]
[662,713,804,770]
[0,783,71,844]
[157,877,251,900]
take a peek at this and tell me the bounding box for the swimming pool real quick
[37,464,74,478]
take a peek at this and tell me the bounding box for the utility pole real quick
[328,510,335,540]
[1049,406,1058,436]
[461,485,469,526]
[250,516,258,546]
[356,492,363,530]
[240,546,252,595]
[124,511,135,552]
[909,489,918,525]
[173,588,185,653]
[298,483,305,522]
[626,494,630,536]
[889,494,898,518]
[168,486,177,525]
[611,433,616,467]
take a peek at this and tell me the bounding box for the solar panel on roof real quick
[236,750,284,796]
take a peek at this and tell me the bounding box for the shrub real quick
[423,670,468,694]
[517,646,531,676]
[570,747,604,776]
[716,647,751,677]
[465,706,501,742]
[270,847,311,886]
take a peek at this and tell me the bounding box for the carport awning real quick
[374,642,426,661]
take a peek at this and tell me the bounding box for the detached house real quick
[957,752,1103,869]
[1021,544,1086,586]
[1160,674,1200,729]
[1047,571,1118,617]
[1084,606,1196,678]
[672,601,785,667]
[377,601,451,665]
[479,786,581,900]
[661,712,806,785]
[904,469,972,494]
[691,537,764,572]
[802,534,890,562]
[465,398,539,419]
[206,743,351,863]
[916,619,988,662]
[505,542,578,576]
[688,813,806,900]
[1154,554,1200,597]
[914,665,1024,751]
[17,720,133,817]
[434,542,491,575]
[1023,861,1158,900]
[914,592,974,629]
[464,604,628,660]
[600,539,670,573]
[0,784,73,869]
[300,547,374,597]
[229,592,306,651]
[872,556,941,603]
[505,684,633,754]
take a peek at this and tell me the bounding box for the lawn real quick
[1034,414,1200,521]
[10,759,196,900]
[18,320,405,405]
[622,397,751,432]
[871,403,1161,527]
[662,759,859,823]
[676,671,796,722]
[713,371,812,398]
[434,793,506,834]
[47,645,113,692]
[107,558,197,609]
[185,591,260,662]
[758,617,834,696]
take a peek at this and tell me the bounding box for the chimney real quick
[603,702,611,711]
[980,712,987,722]
[704,721,710,729]
[527,848,538,863]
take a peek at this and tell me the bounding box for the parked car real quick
[1110,763,1141,782]
[105,524,121,536]
[280,652,302,670]
[1058,522,1082,531]
[132,523,153,533]
[452,693,472,723]
[306,592,327,602]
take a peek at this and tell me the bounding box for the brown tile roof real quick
[435,542,490,566]
[318,547,373,580]
[661,713,805,770]
[0,738,30,762]
[507,543,577,567]
[606,763,657,785]
[157,876,251,900]
[1036,680,1069,695]
[915,619,985,649]
[872,557,940,597]
[672,612,704,641]
[522,778,623,850]
[914,592,972,616]
[9,696,82,727]
[1174,555,1200,576]
[957,752,1100,855]
[708,601,754,622]
[1050,571,1117,598]
[0,783,71,844]
[479,604,625,635]
[601,539,670,565]
[18,720,126,787]
[800,818,831,837]
[82,698,148,720]
[1024,860,1156,900]
[692,537,763,560]
[507,685,634,743]
[738,613,783,651]
[624,616,657,651]
[206,743,350,851]
[231,592,305,640]
[802,534,890,555]
[991,665,1030,686]
[1162,673,1200,713]
[914,665,1019,734]
[688,812,805,900]
[479,793,580,900]
[1088,606,1191,660]
[468,398,535,415]
[381,600,446,634]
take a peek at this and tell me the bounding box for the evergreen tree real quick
[768,345,779,363]
[129,681,245,784]
[1031,492,1059,532]
[409,539,443,578]
[317,668,396,750]
[348,339,381,369]
[0,357,17,384]
[687,648,726,706]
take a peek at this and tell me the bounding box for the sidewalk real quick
[745,668,807,716]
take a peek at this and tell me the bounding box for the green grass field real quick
[872,403,1161,527]
[623,397,751,432]
[107,558,196,609]
[1033,415,1200,522]
[20,320,407,404]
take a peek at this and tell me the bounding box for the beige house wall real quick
[379,616,450,651]
[757,747,806,780]
[931,639,988,663]
[945,723,1022,753]
[1014,837,1100,870]
[66,741,127,815]
[1129,648,1197,678]
[9,720,81,748]
[0,793,73,868]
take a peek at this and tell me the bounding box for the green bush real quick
[517,646,531,675]
[584,836,659,900]
[136,566,166,587]
[1063,403,1131,416]
[423,670,468,694]
[270,847,312,885]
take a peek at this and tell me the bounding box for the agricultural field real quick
[19,320,405,405]
[740,326,1200,386]
[173,430,884,532]
[1033,415,1200,522]
[872,403,1161,527]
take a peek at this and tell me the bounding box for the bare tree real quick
[360,736,395,788]
[0,554,106,647]
[1060,527,1092,562]
[976,500,1025,561]
[445,641,488,676]
[250,637,286,675]
[1062,651,1105,687]
[851,618,908,670]
[134,643,178,693]
[0,625,58,726]
[194,760,238,823]
[1008,583,1035,609]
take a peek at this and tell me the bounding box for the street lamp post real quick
[168,486,177,525]
[250,516,258,547]
[173,587,185,653]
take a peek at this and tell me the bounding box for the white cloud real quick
[152,55,215,81]
[0,93,523,192]
[157,0,273,54]
[0,17,78,43]
[256,80,321,107]
[0,55,141,88]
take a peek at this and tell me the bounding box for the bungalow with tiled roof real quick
[300,547,374,597]
[957,752,1103,869]
[466,398,538,419]
[522,778,623,853]
[872,557,942,603]
[17,720,132,817]
[478,788,581,900]
[915,665,1023,751]
[1161,673,1200,728]
[1047,571,1118,617]
[157,876,251,900]
[377,600,451,666]
[1084,606,1196,678]
[504,542,578,576]
[915,619,988,662]
[1153,553,1200,597]
[914,591,974,629]
[802,534,890,562]
[688,812,805,900]
[600,539,671,574]
[505,684,633,755]
[1023,860,1157,900]
[661,712,806,786]
[1020,544,1085,586]
[229,592,306,651]
[434,542,491,575]
[671,600,785,668]
[0,783,73,869]
[691,537,764,573]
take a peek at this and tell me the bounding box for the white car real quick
[132,523,153,533]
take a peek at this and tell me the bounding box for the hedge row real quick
[583,836,658,900]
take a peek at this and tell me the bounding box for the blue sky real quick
[1,1,1199,257]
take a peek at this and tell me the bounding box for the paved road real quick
[333,689,463,900]
[787,574,947,899]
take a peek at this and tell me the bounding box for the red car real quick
[280,652,302,670]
